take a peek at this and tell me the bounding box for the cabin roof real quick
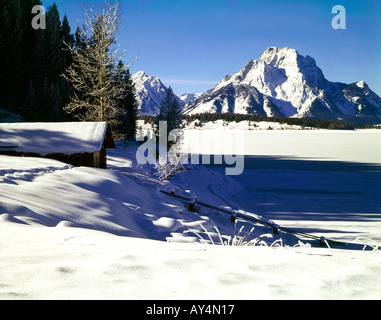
[0,122,115,155]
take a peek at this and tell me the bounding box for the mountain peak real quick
[131,71,185,115]
[259,47,319,71]
[259,47,299,66]
[356,80,368,89]
[131,71,168,115]
[132,71,163,85]
[184,47,381,123]
[258,46,326,88]
[132,71,148,79]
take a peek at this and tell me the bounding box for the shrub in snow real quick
[154,135,188,181]
[154,154,184,181]
[186,222,314,249]
[186,223,280,247]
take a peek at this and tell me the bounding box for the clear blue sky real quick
[43,0,380,95]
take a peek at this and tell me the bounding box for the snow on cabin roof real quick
[0,122,113,155]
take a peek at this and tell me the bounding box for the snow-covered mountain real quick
[131,71,185,115]
[183,47,381,123]
[131,71,168,115]
[178,93,203,104]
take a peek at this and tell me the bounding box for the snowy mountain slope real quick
[131,71,168,115]
[183,47,381,123]
[131,71,184,115]
[179,92,203,104]
[182,82,291,117]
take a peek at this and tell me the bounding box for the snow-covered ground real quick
[1,130,380,300]
[2,223,380,300]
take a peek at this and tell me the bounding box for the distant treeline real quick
[139,113,358,130]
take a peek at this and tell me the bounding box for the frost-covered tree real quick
[64,1,134,122]
[154,133,187,181]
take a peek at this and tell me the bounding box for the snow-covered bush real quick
[154,134,188,181]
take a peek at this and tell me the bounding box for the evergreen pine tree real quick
[60,15,74,66]
[45,3,64,80]
[37,77,51,120]
[156,86,182,134]
[30,2,69,120]
[50,82,64,120]
[115,61,139,140]
[22,79,37,120]
[155,86,183,155]
[0,0,30,111]
[124,71,139,140]
[19,0,43,110]
[74,26,87,50]
[0,0,74,121]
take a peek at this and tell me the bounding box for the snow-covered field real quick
[183,124,381,163]
[1,129,380,300]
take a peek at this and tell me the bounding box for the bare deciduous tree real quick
[64,0,134,122]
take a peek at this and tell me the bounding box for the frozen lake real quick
[181,129,381,245]
[183,129,381,164]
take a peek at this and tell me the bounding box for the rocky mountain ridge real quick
[133,47,381,123]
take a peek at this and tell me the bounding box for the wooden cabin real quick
[0,122,115,169]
